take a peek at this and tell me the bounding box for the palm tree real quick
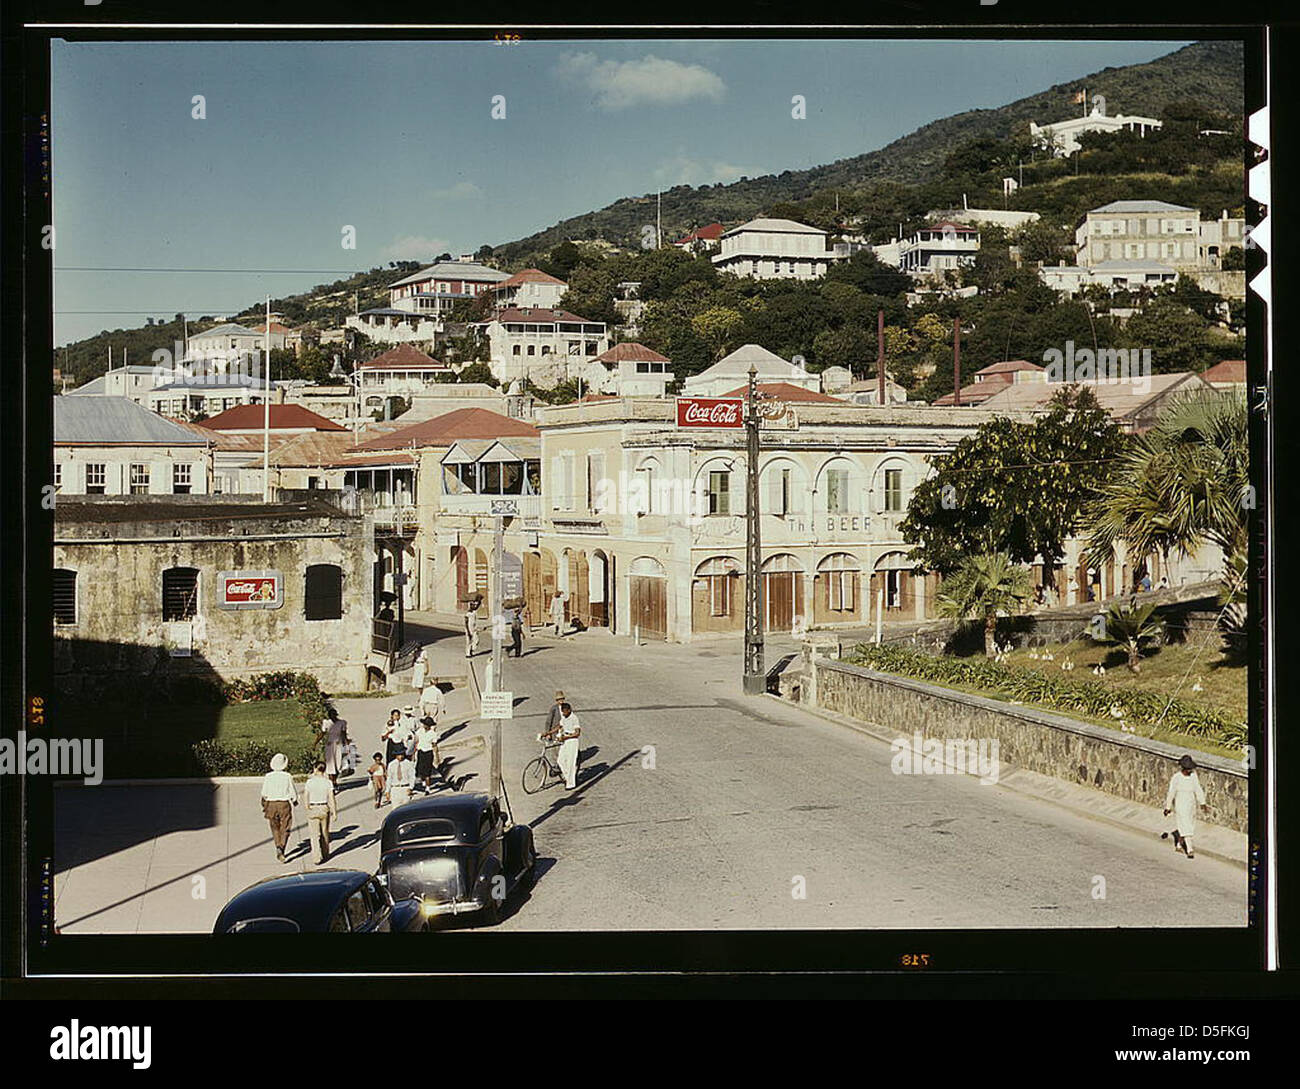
[1098,600,1166,672]
[1085,389,1248,575]
[935,552,1033,657]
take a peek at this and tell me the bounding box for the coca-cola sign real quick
[676,397,744,429]
[217,569,283,610]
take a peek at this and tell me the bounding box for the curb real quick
[766,693,1248,869]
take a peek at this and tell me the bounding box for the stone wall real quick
[53,497,373,692]
[809,657,1247,833]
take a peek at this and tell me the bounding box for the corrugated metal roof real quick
[389,262,511,288]
[54,396,209,446]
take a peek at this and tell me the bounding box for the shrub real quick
[191,739,318,778]
[849,643,1245,747]
[222,671,331,738]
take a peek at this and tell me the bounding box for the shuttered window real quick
[304,564,343,621]
[53,569,77,625]
[162,567,199,621]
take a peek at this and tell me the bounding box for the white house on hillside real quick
[473,307,609,387]
[1030,101,1163,156]
[711,218,840,281]
[682,344,821,398]
[490,269,567,311]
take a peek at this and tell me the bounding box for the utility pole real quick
[742,362,765,694]
[952,317,962,406]
[262,295,271,502]
[489,513,505,799]
[877,309,886,405]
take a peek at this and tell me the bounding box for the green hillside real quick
[491,40,1243,262]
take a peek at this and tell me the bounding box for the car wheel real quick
[480,895,501,926]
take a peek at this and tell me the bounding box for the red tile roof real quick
[1201,359,1246,384]
[718,382,844,404]
[201,404,349,431]
[593,342,671,365]
[676,222,724,244]
[494,268,567,288]
[358,344,448,370]
[356,407,539,450]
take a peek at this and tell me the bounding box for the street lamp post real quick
[743,362,766,694]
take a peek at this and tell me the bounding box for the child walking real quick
[368,751,387,809]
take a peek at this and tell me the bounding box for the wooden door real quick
[765,572,796,631]
[568,551,591,627]
[630,576,667,640]
[453,546,468,604]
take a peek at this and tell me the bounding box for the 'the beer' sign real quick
[676,397,744,429]
[217,570,283,610]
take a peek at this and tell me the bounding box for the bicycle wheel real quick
[521,756,548,795]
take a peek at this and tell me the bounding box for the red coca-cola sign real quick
[676,397,744,429]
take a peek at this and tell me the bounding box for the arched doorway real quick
[564,549,591,628]
[629,556,667,640]
[452,546,468,605]
[871,552,915,616]
[814,552,862,624]
[524,549,558,624]
[692,555,742,634]
[761,553,804,632]
[589,549,610,627]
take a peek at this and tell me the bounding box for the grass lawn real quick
[1000,631,1246,723]
[852,628,1248,762]
[76,698,316,778]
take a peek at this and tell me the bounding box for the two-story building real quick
[54,396,214,497]
[472,307,609,387]
[1030,102,1163,157]
[898,221,981,279]
[489,268,567,311]
[711,218,841,281]
[1075,201,1203,269]
[518,393,1042,644]
[386,259,511,316]
[354,343,454,415]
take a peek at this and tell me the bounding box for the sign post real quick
[490,514,505,801]
[742,365,765,694]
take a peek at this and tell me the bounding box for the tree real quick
[1120,297,1211,373]
[825,250,911,297]
[901,385,1126,574]
[1098,600,1166,672]
[1085,389,1248,577]
[455,361,497,386]
[691,306,745,361]
[934,552,1033,657]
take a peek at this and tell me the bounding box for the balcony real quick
[439,493,541,519]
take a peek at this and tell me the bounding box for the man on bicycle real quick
[541,702,582,790]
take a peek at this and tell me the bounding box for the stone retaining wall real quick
[810,657,1247,833]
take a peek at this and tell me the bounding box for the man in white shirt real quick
[259,752,298,863]
[548,702,582,790]
[395,707,418,758]
[387,751,416,808]
[420,683,446,725]
[302,762,338,865]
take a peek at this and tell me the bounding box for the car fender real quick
[389,896,426,933]
[504,824,535,874]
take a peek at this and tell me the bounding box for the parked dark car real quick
[213,869,426,933]
[378,792,536,926]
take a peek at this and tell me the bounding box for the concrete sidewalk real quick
[54,620,490,934]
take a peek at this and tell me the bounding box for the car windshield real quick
[225,917,301,933]
[395,818,458,843]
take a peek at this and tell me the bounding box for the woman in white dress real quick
[411,646,429,691]
[1164,754,1207,859]
[321,712,349,794]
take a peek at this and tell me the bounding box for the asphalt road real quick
[483,627,1246,930]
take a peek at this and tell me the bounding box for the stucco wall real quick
[810,657,1247,833]
[53,504,372,691]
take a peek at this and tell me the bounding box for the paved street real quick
[54,617,1246,932]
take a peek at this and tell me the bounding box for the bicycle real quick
[521,735,565,794]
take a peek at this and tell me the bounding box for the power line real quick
[54,266,371,275]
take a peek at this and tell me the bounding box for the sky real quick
[51,37,1192,346]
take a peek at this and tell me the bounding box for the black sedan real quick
[213,869,426,933]
[378,792,536,926]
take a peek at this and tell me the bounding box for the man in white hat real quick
[259,753,298,863]
[396,706,418,758]
[386,750,416,808]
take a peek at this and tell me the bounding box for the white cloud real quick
[429,180,483,200]
[380,235,451,262]
[557,52,725,110]
[653,153,754,187]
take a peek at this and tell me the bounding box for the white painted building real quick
[1030,102,1163,157]
[899,221,981,278]
[472,307,609,387]
[711,218,840,280]
[1040,259,1179,295]
[54,396,214,496]
[1075,201,1202,268]
[682,344,821,399]
[490,269,567,311]
[387,259,511,316]
[582,342,675,398]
